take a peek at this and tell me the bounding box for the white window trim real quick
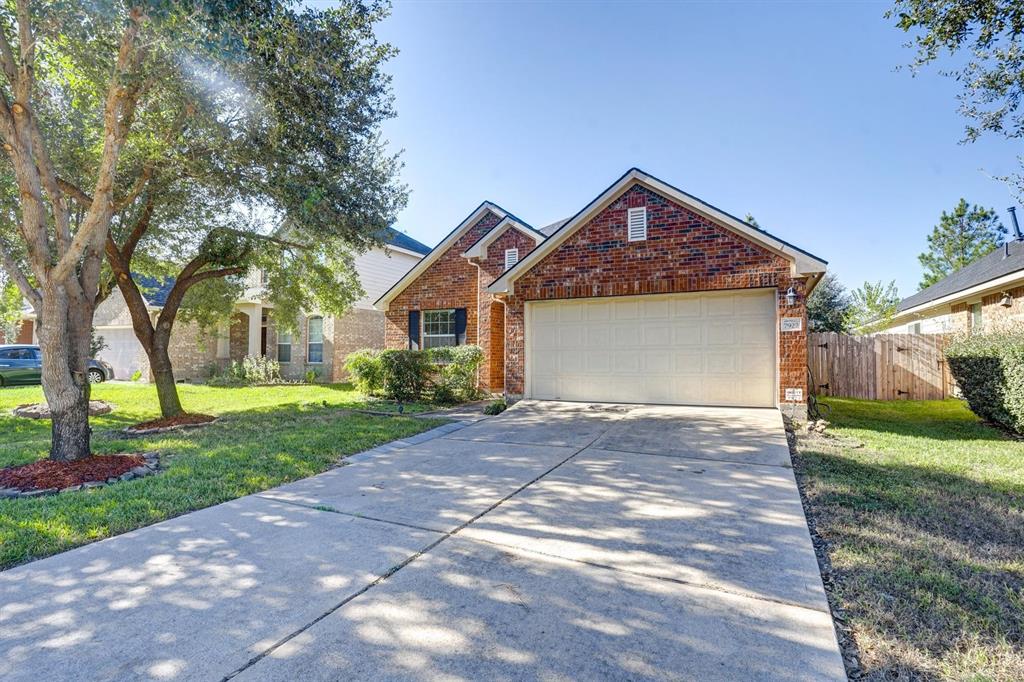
[504,248,519,270]
[306,316,324,364]
[627,206,647,242]
[422,309,457,349]
[277,331,293,364]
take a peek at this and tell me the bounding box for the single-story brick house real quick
[882,235,1024,334]
[376,168,827,416]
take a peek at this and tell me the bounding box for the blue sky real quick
[366,1,1018,298]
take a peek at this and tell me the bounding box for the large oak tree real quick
[0,0,400,460]
[103,1,403,418]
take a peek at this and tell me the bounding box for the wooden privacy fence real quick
[808,332,954,400]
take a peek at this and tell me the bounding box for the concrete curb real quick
[344,420,474,464]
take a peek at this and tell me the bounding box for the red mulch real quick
[0,454,145,491]
[128,413,216,431]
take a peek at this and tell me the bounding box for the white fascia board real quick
[462,217,544,259]
[383,244,427,259]
[374,202,507,311]
[889,270,1024,324]
[487,169,826,295]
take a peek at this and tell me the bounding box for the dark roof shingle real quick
[380,227,430,255]
[898,239,1024,312]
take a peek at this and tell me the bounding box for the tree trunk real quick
[149,336,183,418]
[36,286,93,462]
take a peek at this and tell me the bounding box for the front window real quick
[970,302,982,330]
[277,331,292,363]
[307,317,323,363]
[422,309,456,348]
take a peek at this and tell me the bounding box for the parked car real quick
[0,345,114,386]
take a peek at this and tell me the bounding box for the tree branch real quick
[0,237,39,309]
[49,6,146,285]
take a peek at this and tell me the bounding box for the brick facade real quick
[499,184,808,407]
[383,212,544,393]
[331,307,384,381]
[383,210,500,377]
[468,228,542,390]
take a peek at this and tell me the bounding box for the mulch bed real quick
[0,453,145,492]
[13,400,114,419]
[128,413,216,431]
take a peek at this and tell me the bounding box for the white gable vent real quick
[504,248,519,270]
[627,206,647,242]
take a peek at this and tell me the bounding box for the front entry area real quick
[525,289,777,407]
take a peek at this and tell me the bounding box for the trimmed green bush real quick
[344,349,385,396]
[344,345,485,404]
[483,398,507,415]
[427,345,484,404]
[945,327,1024,434]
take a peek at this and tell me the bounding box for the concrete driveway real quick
[0,401,845,681]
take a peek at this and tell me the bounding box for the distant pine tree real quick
[918,199,1006,289]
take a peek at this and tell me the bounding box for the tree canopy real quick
[890,0,1024,191]
[917,199,1005,289]
[807,273,852,332]
[847,280,901,333]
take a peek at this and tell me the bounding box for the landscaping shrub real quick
[345,349,385,396]
[208,355,282,386]
[945,326,1024,434]
[378,349,432,403]
[483,398,507,415]
[427,345,484,403]
[345,345,485,404]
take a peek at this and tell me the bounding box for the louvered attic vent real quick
[504,248,519,270]
[627,206,647,242]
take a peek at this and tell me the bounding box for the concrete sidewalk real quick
[0,401,845,681]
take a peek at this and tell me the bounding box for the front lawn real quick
[793,398,1024,681]
[0,383,445,570]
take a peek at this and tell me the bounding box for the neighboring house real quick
[883,236,1024,334]
[377,168,827,416]
[13,228,430,382]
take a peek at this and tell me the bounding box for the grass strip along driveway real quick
[0,383,444,571]
[793,398,1024,681]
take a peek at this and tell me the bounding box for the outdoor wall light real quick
[785,286,798,306]
[1000,292,1013,308]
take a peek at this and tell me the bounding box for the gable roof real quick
[379,226,431,256]
[897,239,1024,314]
[487,167,828,295]
[461,216,546,259]
[374,201,514,310]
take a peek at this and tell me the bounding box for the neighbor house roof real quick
[487,167,828,295]
[136,275,175,307]
[380,227,431,255]
[897,239,1024,314]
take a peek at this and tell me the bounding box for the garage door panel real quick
[527,291,775,407]
[704,296,735,316]
[584,303,610,321]
[672,297,701,317]
[673,326,701,346]
[706,324,736,345]
[613,326,640,346]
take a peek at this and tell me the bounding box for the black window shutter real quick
[408,310,420,350]
[455,308,467,345]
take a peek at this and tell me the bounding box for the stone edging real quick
[0,452,161,499]
[123,417,219,436]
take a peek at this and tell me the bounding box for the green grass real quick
[0,383,445,570]
[794,398,1024,681]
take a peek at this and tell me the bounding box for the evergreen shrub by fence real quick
[945,327,1024,434]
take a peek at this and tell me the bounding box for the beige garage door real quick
[526,290,777,407]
